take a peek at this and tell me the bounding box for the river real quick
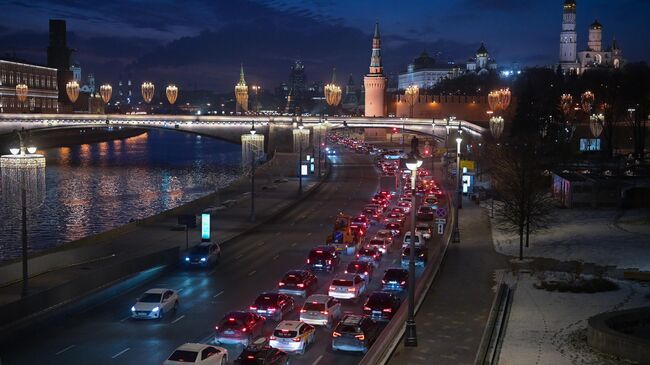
[0,129,242,261]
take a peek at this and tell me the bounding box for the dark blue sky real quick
[1,0,648,92]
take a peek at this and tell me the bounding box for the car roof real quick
[385,268,408,274]
[305,294,331,304]
[174,343,214,352]
[144,288,171,294]
[333,273,359,281]
[340,314,366,325]
[275,320,303,331]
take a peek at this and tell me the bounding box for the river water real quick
[0,129,242,261]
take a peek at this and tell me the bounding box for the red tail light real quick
[355,334,365,341]
[320,310,328,315]
[268,307,276,312]
[249,306,257,310]
[332,331,342,338]
[344,270,348,274]
[383,308,392,312]
[242,327,247,332]
[278,281,285,286]
[400,281,406,285]
[269,336,276,340]
[327,259,332,265]
[356,254,360,258]
[363,306,371,311]
[381,279,386,284]
[347,287,356,292]
[300,309,307,313]
[329,286,335,291]
[364,271,368,275]
[297,283,305,288]
[215,325,219,330]
[307,259,310,264]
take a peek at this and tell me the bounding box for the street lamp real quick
[404,85,419,118]
[431,119,436,174]
[452,136,462,243]
[251,85,261,114]
[298,120,304,196]
[249,122,256,222]
[404,154,423,347]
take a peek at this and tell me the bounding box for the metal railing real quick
[474,282,513,365]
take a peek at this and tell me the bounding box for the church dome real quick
[590,19,602,30]
[564,0,576,13]
[412,51,436,70]
[476,42,488,56]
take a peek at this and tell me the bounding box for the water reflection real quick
[0,129,241,261]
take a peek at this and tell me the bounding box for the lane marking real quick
[392,258,397,264]
[171,315,185,324]
[213,290,224,298]
[111,348,130,359]
[119,316,130,322]
[306,232,312,237]
[275,232,281,236]
[236,253,244,260]
[312,355,324,365]
[248,270,257,276]
[177,288,185,292]
[291,242,297,247]
[55,345,75,355]
[257,241,266,247]
[272,254,280,260]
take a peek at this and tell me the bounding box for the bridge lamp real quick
[27,146,37,154]
[404,153,422,347]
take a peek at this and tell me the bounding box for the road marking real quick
[391,258,397,264]
[213,290,224,298]
[306,232,312,236]
[178,288,185,292]
[275,232,281,236]
[272,254,280,260]
[257,241,266,247]
[312,355,324,365]
[55,345,75,355]
[236,253,244,259]
[119,316,130,322]
[171,315,185,324]
[291,242,297,247]
[111,348,130,359]
[248,270,257,276]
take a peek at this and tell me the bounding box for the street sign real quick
[437,223,444,235]
[435,208,447,218]
[201,213,210,241]
[435,218,447,225]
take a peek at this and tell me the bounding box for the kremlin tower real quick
[364,23,387,117]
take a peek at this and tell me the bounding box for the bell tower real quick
[559,0,579,73]
[364,22,387,117]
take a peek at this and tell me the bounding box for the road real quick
[0,148,437,365]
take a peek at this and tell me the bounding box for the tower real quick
[476,43,489,70]
[364,22,387,117]
[559,0,579,73]
[47,19,74,106]
[588,19,602,52]
[235,64,249,113]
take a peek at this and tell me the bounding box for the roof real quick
[373,22,380,38]
[590,19,603,29]
[276,320,303,330]
[175,343,211,352]
[305,294,331,303]
[476,42,488,55]
[341,314,365,325]
[412,51,436,71]
[145,288,171,294]
[333,273,359,281]
[553,171,587,182]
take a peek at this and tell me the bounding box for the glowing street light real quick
[66,80,80,103]
[404,85,419,118]
[166,84,178,105]
[404,154,422,347]
[99,84,112,104]
[15,84,28,103]
[581,91,595,114]
[141,82,155,104]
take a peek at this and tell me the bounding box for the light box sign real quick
[301,164,309,176]
[201,213,210,241]
[580,138,601,152]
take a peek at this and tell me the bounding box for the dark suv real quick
[331,314,380,353]
[307,246,340,272]
[235,337,290,364]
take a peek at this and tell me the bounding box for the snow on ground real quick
[490,208,650,271]
[498,272,650,365]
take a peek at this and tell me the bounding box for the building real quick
[466,43,498,74]
[342,74,360,114]
[398,51,462,90]
[558,0,622,74]
[0,59,58,113]
[289,60,306,103]
[46,19,73,106]
[364,23,387,117]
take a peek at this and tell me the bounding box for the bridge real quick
[0,113,486,153]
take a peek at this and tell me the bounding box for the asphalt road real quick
[0,148,436,365]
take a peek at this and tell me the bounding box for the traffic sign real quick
[435,218,447,225]
[437,223,444,235]
[435,208,447,218]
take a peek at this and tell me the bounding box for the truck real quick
[380,174,398,196]
[326,213,362,255]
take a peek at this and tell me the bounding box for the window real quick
[201,347,218,360]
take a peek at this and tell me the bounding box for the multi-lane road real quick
[0,148,438,365]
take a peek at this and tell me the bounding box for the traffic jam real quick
[154,135,446,365]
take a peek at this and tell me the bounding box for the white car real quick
[269,320,316,355]
[328,274,366,302]
[402,232,425,248]
[131,288,179,319]
[164,343,227,365]
[300,294,342,328]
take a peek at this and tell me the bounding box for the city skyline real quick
[0,0,649,92]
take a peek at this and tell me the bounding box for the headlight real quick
[185,257,190,262]
[131,306,136,312]
[152,306,160,312]
[200,257,207,262]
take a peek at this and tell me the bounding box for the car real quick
[269,321,316,355]
[374,229,394,245]
[363,291,401,321]
[366,202,387,214]
[391,206,407,215]
[325,147,336,156]
[417,205,435,221]
[278,270,318,297]
[370,198,389,209]
[215,311,266,345]
[384,212,406,226]
[424,195,439,207]
[384,222,402,237]
[361,207,381,221]
[331,314,380,353]
[402,231,425,248]
[345,260,374,282]
[401,246,428,267]
[328,274,366,302]
[131,288,179,319]
[356,246,382,267]
[378,190,393,200]
[397,200,412,213]
[352,215,370,229]
[300,294,342,328]
[249,293,295,321]
[381,268,409,291]
[366,237,390,254]
[235,338,290,365]
[183,242,221,267]
[307,246,340,272]
[415,223,432,240]
[164,343,228,365]
[350,224,366,239]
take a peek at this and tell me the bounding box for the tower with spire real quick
[559,0,579,73]
[364,22,387,117]
[235,64,249,113]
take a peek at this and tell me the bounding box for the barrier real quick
[474,283,512,365]
[587,306,650,364]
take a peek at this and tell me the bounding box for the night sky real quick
[1,0,648,93]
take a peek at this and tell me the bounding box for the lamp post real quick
[251,85,260,114]
[431,119,436,174]
[404,154,423,347]
[453,136,462,243]
[404,85,419,118]
[249,122,256,222]
[298,120,304,196]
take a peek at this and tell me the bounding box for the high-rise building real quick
[47,19,73,106]
[559,0,579,73]
[288,60,306,109]
[364,23,387,117]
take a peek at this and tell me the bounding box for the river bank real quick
[0,126,146,151]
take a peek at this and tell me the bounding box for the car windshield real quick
[168,350,198,362]
[385,270,407,280]
[419,207,432,213]
[254,295,278,306]
[363,209,375,215]
[386,224,399,229]
[309,251,330,259]
[402,247,424,255]
[283,274,303,284]
[274,329,298,338]
[138,293,162,303]
[359,249,374,255]
[353,217,366,223]
[347,262,366,272]
[221,312,247,325]
[404,235,420,243]
[376,231,390,237]
[332,279,353,286]
[190,245,210,254]
[367,293,392,306]
[336,324,361,333]
[369,239,384,246]
[303,302,325,311]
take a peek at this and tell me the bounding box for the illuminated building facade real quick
[0,59,59,113]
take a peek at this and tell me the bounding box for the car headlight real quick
[152,306,160,312]
[200,257,207,262]
[185,257,190,262]
[131,306,136,312]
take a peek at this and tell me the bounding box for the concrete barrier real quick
[587,306,650,365]
[0,247,179,342]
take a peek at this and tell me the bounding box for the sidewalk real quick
[0,153,324,309]
[388,164,508,364]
